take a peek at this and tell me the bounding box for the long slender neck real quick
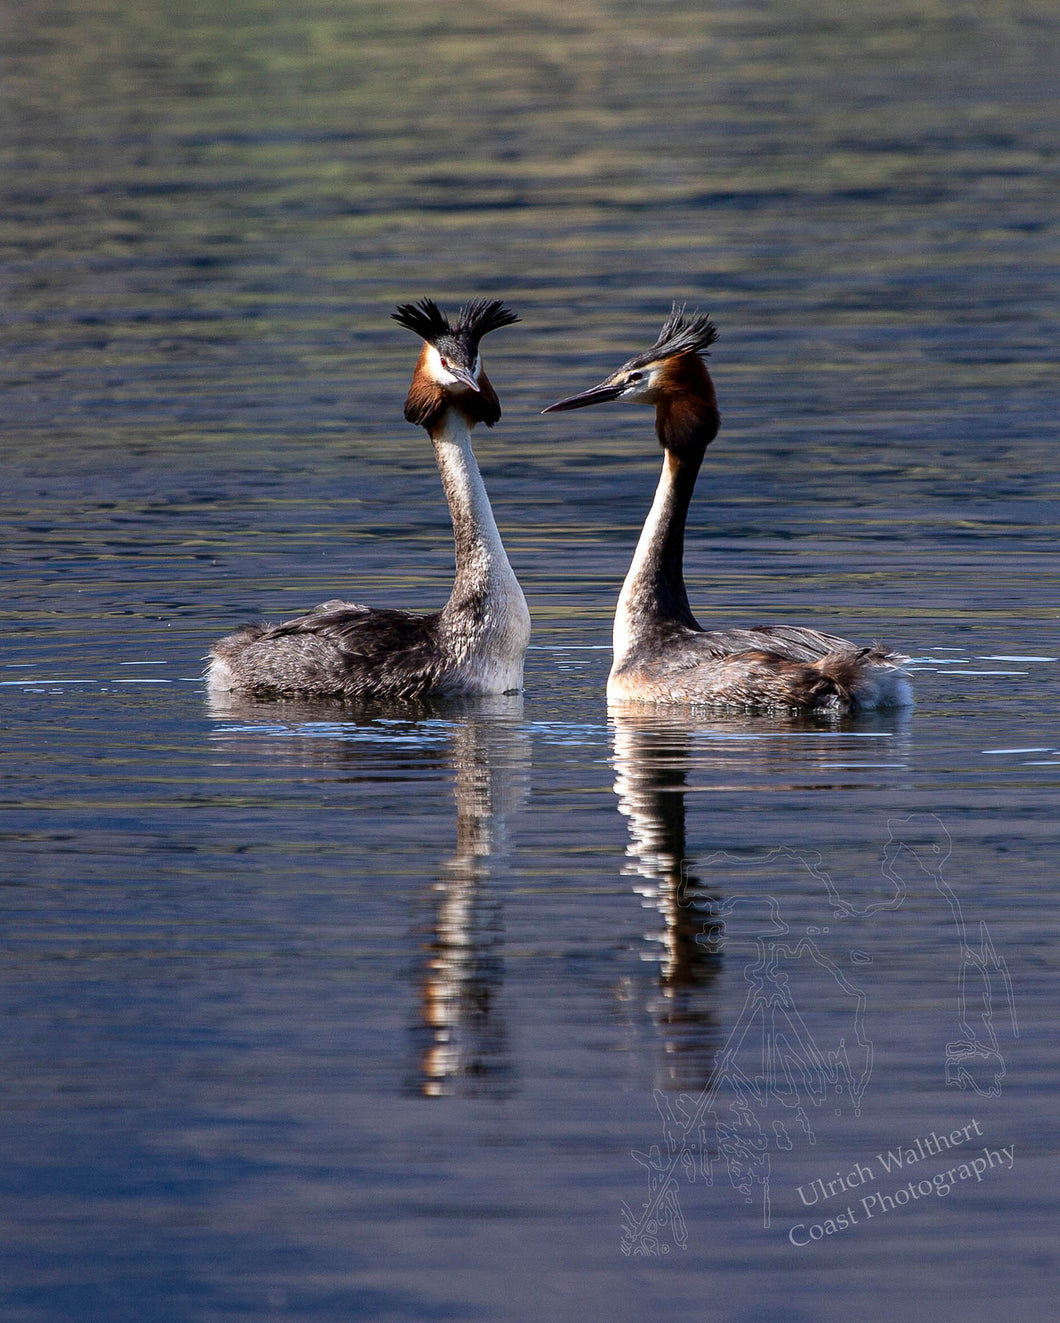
[613,374,718,667]
[615,448,701,639]
[430,408,520,615]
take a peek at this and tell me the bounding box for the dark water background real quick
[2,1,1058,1319]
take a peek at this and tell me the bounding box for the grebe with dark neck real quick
[208,298,530,701]
[544,306,912,714]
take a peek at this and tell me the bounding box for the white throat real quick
[432,411,530,692]
[612,452,678,671]
[433,413,508,567]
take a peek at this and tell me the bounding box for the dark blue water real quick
[2,1,1059,1319]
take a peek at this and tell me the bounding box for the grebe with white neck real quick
[208,298,530,701]
[544,306,912,714]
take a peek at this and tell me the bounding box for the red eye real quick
[440,357,449,368]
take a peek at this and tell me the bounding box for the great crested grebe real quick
[544,306,912,713]
[208,298,530,701]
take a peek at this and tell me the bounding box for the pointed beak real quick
[541,380,624,413]
[450,366,481,393]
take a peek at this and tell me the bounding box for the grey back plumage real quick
[211,602,449,700]
[615,620,909,713]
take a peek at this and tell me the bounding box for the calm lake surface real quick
[2,1,1058,1319]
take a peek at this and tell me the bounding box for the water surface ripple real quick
[2,2,1058,1320]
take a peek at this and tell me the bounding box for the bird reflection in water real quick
[610,707,725,1095]
[611,706,894,1248]
[415,703,528,1098]
[207,690,527,1099]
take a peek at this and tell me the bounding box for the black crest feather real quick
[627,304,719,369]
[392,298,452,343]
[455,298,520,342]
[392,297,518,349]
